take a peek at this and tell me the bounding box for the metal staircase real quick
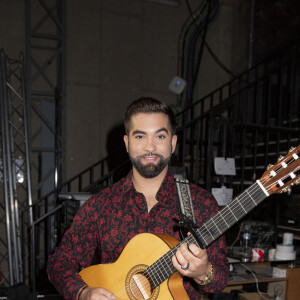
[173,41,300,194]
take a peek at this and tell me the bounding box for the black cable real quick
[178,0,207,79]
[177,0,207,106]
[192,0,212,82]
[185,0,236,78]
[185,0,213,104]
[204,41,236,77]
[181,0,211,103]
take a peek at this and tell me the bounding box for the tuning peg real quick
[277,155,284,162]
[267,164,273,170]
[281,187,292,194]
[289,147,295,152]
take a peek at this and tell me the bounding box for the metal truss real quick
[25,0,66,202]
[0,50,33,286]
[25,0,66,290]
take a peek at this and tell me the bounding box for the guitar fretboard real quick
[144,181,267,288]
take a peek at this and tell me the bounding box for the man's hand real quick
[78,287,116,300]
[172,241,211,282]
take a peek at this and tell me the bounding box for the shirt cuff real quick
[76,285,88,300]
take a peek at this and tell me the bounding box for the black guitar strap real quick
[175,177,196,223]
[175,177,204,248]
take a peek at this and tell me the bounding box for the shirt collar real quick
[121,168,175,201]
[122,170,134,195]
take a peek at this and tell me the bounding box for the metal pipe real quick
[0,50,14,285]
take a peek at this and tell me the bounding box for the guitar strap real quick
[175,178,205,247]
[175,177,196,223]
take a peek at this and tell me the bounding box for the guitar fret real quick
[206,223,215,239]
[246,191,255,206]
[226,205,238,221]
[238,196,248,213]
[146,247,177,288]
[242,185,259,211]
[188,235,196,247]
[155,260,166,280]
[149,263,162,287]
[161,255,171,278]
[219,212,230,228]
[211,218,222,234]
[199,224,209,245]
[163,253,173,274]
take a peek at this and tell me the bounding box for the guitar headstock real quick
[259,145,300,196]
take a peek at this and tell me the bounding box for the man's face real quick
[124,113,177,178]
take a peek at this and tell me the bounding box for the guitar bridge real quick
[133,274,150,299]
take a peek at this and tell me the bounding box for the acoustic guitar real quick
[80,145,300,299]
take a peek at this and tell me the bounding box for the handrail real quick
[176,39,300,123]
[31,156,109,207]
[29,204,63,291]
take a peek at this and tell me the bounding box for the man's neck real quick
[132,167,168,197]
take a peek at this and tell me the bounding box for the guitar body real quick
[79,233,189,300]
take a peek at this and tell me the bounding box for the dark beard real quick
[129,153,171,178]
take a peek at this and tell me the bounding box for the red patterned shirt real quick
[47,170,229,299]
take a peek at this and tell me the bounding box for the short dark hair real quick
[124,97,177,135]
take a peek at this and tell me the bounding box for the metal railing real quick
[173,40,300,190]
[25,158,131,290]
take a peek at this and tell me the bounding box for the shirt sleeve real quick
[192,187,230,293]
[47,199,99,299]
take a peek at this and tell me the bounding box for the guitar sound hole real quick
[125,265,159,300]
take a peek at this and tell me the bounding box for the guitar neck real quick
[145,180,267,288]
[194,181,267,248]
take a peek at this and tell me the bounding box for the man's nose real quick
[144,137,156,152]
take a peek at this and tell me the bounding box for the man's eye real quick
[135,135,144,139]
[157,135,166,139]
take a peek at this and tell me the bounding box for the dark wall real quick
[251,0,300,64]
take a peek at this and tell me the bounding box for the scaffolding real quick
[25,0,66,202]
[0,50,33,286]
[25,0,66,290]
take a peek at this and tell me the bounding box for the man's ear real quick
[171,134,177,153]
[123,135,129,152]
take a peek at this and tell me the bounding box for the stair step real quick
[235,165,266,171]
[255,137,299,147]
[235,151,284,160]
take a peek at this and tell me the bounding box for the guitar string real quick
[132,184,265,296]
[113,154,299,298]
[142,155,299,291]
[123,155,299,297]
[195,169,292,247]
[150,184,262,280]
[144,155,299,283]
[145,159,298,286]
[195,155,299,247]
[117,158,299,298]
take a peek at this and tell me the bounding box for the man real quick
[47,97,229,299]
